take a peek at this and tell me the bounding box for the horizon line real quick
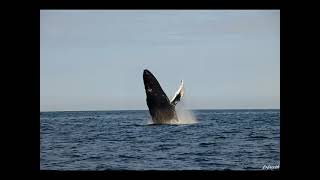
[40,108,280,113]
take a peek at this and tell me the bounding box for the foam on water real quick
[175,106,197,124]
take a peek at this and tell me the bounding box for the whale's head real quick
[143,69,170,107]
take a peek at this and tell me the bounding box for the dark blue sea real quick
[40,109,280,170]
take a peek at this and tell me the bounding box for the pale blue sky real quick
[40,10,280,111]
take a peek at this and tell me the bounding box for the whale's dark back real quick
[143,69,177,123]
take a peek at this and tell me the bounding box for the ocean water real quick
[40,109,280,170]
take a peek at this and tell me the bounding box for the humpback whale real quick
[143,69,184,124]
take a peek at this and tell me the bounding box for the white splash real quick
[174,100,197,124]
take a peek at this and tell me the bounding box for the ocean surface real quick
[40,109,280,170]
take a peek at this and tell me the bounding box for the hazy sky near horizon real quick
[40,10,280,111]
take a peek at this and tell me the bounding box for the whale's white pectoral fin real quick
[170,80,184,106]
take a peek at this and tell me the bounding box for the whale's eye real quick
[147,88,152,92]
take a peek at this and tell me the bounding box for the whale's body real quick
[143,69,184,124]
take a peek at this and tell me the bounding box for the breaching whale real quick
[143,69,184,124]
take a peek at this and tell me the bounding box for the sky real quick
[40,10,280,111]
